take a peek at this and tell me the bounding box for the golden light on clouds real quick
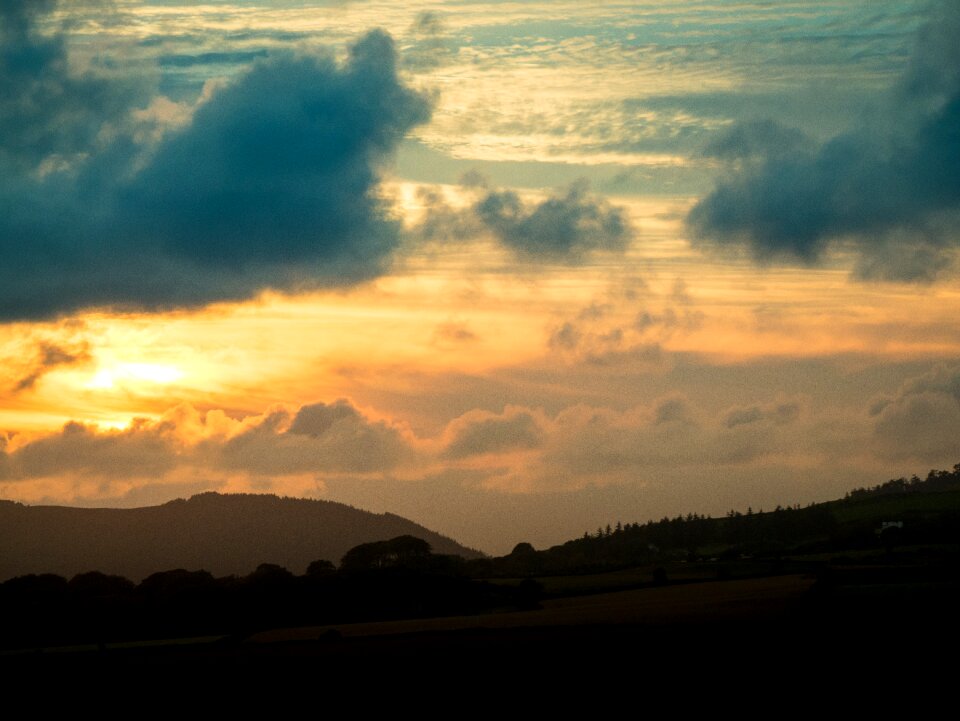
[86,363,184,390]
[3,0,958,553]
[4,183,958,437]
[5,232,957,439]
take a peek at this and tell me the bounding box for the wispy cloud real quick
[13,341,92,393]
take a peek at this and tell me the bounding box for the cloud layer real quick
[3,357,957,552]
[0,398,416,485]
[9,367,953,496]
[0,4,431,320]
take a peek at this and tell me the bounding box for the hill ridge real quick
[0,492,482,582]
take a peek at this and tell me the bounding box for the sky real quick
[1,0,959,555]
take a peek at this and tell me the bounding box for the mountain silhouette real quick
[0,492,481,581]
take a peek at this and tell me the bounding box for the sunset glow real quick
[2,0,958,554]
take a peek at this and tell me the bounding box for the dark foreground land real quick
[4,467,959,695]
[5,559,957,694]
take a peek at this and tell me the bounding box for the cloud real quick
[441,407,544,459]
[0,399,415,484]
[217,400,415,476]
[287,400,364,438]
[548,322,582,351]
[702,119,811,162]
[687,1,960,280]
[898,364,960,403]
[0,0,146,172]
[13,340,92,393]
[413,178,633,264]
[433,321,477,346]
[870,364,960,461]
[653,396,695,425]
[514,389,849,494]
[543,281,701,366]
[157,50,269,68]
[0,7,432,320]
[0,391,811,493]
[3,419,180,481]
[402,11,457,70]
[118,31,430,270]
[724,401,800,429]
[475,180,632,262]
[0,377,921,553]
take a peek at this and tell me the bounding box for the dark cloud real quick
[703,119,811,162]
[413,178,633,264]
[158,50,269,68]
[0,0,146,171]
[13,340,92,392]
[117,31,431,277]
[900,1,960,103]
[0,6,431,321]
[475,180,631,262]
[687,1,960,280]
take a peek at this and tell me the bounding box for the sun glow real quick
[87,363,184,390]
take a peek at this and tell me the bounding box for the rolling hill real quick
[0,492,482,582]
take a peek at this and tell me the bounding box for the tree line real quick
[0,535,533,651]
[476,462,960,576]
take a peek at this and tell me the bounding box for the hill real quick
[478,463,960,576]
[0,492,482,582]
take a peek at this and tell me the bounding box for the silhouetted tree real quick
[340,535,432,570]
[510,542,536,556]
[139,568,215,598]
[306,559,336,577]
[68,571,135,598]
[246,563,295,586]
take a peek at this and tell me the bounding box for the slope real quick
[0,492,482,582]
